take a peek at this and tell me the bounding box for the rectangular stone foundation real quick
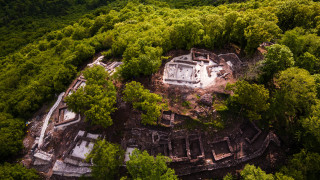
[209,137,233,162]
[240,122,262,144]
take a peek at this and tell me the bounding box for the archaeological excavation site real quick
[21,48,285,179]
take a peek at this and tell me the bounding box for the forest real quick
[0,0,320,179]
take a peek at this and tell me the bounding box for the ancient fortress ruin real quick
[25,50,281,179]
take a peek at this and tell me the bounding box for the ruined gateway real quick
[23,50,282,179]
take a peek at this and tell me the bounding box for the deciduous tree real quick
[66,66,117,128]
[123,81,164,125]
[240,164,274,180]
[280,150,320,180]
[0,113,25,161]
[301,101,320,143]
[261,44,294,83]
[226,80,270,120]
[86,139,124,180]
[0,163,39,180]
[126,149,177,180]
[272,67,316,124]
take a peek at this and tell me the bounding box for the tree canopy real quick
[260,44,294,83]
[240,164,274,180]
[0,163,39,180]
[65,65,117,128]
[240,164,293,180]
[280,149,320,180]
[1,0,320,178]
[227,80,270,120]
[301,101,320,143]
[86,139,124,180]
[271,67,317,125]
[0,113,25,161]
[126,149,177,180]
[123,81,164,125]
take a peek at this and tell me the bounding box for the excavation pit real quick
[189,139,202,159]
[210,138,233,162]
[154,144,170,156]
[172,138,188,158]
[240,122,262,144]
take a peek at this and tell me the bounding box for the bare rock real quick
[199,94,213,106]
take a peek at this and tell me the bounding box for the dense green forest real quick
[1,0,320,179]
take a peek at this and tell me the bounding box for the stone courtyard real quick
[163,48,241,88]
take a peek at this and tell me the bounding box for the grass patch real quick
[182,101,191,109]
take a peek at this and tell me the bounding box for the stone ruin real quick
[122,128,204,164]
[159,111,175,127]
[51,131,101,178]
[88,55,123,74]
[122,113,281,177]
[175,121,280,176]
[209,137,234,162]
[163,48,242,88]
[31,130,101,178]
[53,56,122,130]
[26,52,282,178]
[29,56,122,178]
[53,76,85,130]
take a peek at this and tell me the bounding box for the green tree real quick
[126,149,177,180]
[74,43,95,66]
[0,113,25,161]
[86,139,124,180]
[0,163,39,180]
[296,52,320,74]
[65,66,117,128]
[261,44,294,83]
[226,80,270,120]
[281,150,320,180]
[244,18,281,54]
[223,173,234,180]
[53,64,77,92]
[301,101,320,143]
[72,24,89,40]
[276,0,320,31]
[123,81,164,125]
[272,67,317,125]
[170,17,203,49]
[274,173,294,180]
[278,27,305,57]
[240,164,274,180]
[120,45,163,79]
[201,14,226,48]
[313,74,320,99]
